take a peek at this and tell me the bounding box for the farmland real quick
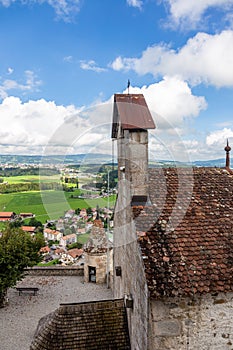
[0,167,116,224]
[5,174,60,184]
[0,189,115,223]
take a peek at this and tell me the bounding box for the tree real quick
[28,217,43,228]
[75,208,81,215]
[0,226,45,307]
[86,207,92,216]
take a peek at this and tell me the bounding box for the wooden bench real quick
[16,287,39,296]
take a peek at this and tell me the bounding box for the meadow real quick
[0,169,116,224]
[5,174,60,184]
[0,190,116,223]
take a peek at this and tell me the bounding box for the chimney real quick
[224,139,231,169]
[111,94,155,205]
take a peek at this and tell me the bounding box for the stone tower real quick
[111,93,156,205]
[111,93,156,299]
[83,219,112,284]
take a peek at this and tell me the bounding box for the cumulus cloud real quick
[206,127,233,145]
[0,0,81,22]
[0,96,115,155]
[80,60,107,73]
[123,76,207,127]
[164,0,233,28]
[0,97,78,154]
[0,72,208,156]
[0,70,42,99]
[111,30,233,88]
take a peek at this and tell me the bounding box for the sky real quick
[1,0,233,162]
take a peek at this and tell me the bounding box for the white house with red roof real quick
[59,233,77,247]
[43,228,62,242]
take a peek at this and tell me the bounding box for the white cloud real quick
[0,88,224,161]
[80,60,107,73]
[126,0,143,9]
[0,0,81,22]
[0,70,42,99]
[63,55,73,63]
[7,67,14,75]
[0,96,115,155]
[164,0,233,28]
[111,30,233,88]
[0,97,78,153]
[123,76,207,127]
[206,127,233,145]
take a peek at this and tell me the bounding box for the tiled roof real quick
[134,167,233,298]
[61,233,76,240]
[40,246,50,253]
[30,299,130,350]
[67,248,83,258]
[0,211,14,217]
[111,93,155,138]
[44,228,60,235]
[84,219,112,253]
[21,226,36,232]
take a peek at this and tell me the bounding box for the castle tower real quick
[111,94,155,205]
[83,219,112,284]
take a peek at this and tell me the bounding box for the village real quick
[0,205,114,267]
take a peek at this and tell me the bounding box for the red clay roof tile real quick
[134,167,233,297]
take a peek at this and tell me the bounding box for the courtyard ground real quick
[0,275,113,350]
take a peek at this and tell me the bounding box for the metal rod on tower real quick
[127,79,130,94]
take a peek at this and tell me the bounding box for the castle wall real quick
[149,293,233,350]
[26,266,83,276]
[114,232,149,350]
[113,128,150,350]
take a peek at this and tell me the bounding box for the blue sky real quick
[0,0,233,162]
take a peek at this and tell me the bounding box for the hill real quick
[0,154,226,168]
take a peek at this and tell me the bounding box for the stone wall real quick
[26,266,84,276]
[114,239,149,350]
[84,252,111,284]
[114,183,149,349]
[114,127,150,349]
[149,292,233,350]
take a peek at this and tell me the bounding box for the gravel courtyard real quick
[0,275,113,350]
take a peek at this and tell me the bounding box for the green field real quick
[0,190,116,223]
[5,174,60,184]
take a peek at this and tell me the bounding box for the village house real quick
[19,212,34,219]
[77,227,86,234]
[21,226,36,235]
[59,233,77,247]
[55,218,64,231]
[40,246,50,255]
[79,208,87,218]
[64,209,75,219]
[43,228,62,242]
[0,211,16,221]
[67,248,83,260]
